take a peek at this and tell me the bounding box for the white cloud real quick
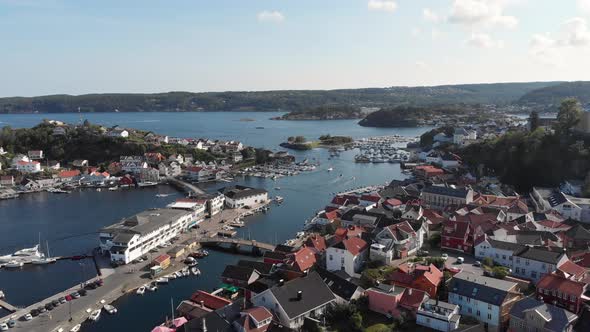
[448,0,518,29]
[529,17,590,66]
[368,0,397,13]
[257,10,285,23]
[415,61,428,69]
[423,8,441,23]
[431,28,442,40]
[578,0,590,15]
[411,27,422,37]
[560,17,590,46]
[466,32,504,48]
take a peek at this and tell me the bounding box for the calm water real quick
[0,112,431,329]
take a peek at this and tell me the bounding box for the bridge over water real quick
[166,177,206,195]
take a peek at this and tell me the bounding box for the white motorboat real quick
[4,260,23,268]
[136,286,146,295]
[156,277,169,284]
[182,268,190,277]
[103,304,117,314]
[0,244,44,263]
[155,193,171,198]
[138,181,157,187]
[70,324,81,332]
[174,271,183,278]
[168,273,176,280]
[108,186,118,191]
[327,167,333,172]
[147,283,158,292]
[191,267,201,276]
[0,290,4,299]
[88,309,101,321]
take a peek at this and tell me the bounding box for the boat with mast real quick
[32,241,57,265]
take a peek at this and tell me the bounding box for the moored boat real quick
[156,277,169,284]
[103,304,117,314]
[136,286,146,295]
[70,324,81,332]
[4,260,24,268]
[88,309,101,321]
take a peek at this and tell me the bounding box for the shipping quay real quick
[3,184,275,332]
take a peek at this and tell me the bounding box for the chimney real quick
[202,317,207,332]
[408,288,413,295]
[297,290,303,301]
[200,300,205,309]
[279,279,285,286]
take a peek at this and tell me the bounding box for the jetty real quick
[166,176,206,195]
[0,299,17,312]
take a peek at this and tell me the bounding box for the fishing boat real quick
[174,271,183,278]
[191,267,201,276]
[32,241,57,265]
[103,304,117,314]
[156,277,169,284]
[136,286,146,295]
[88,309,101,321]
[70,324,81,332]
[4,260,24,268]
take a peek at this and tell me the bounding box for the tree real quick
[294,136,306,143]
[529,111,540,131]
[555,98,582,134]
[482,257,494,267]
[492,266,508,279]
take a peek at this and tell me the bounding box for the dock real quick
[166,176,205,195]
[0,299,17,312]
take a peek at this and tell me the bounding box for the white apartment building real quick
[16,161,41,173]
[417,299,461,332]
[99,208,192,264]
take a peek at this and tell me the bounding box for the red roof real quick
[190,290,232,310]
[399,288,427,310]
[153,254,170,264]
[58,170,81,178]
[243,306,273,323]
[341,237,368,256]
[17,161,40,165]
[305,235,327,252]
[331,196,348,206]
[289,247,317,272]
[360,193,381,203]
[334,225,365,239]
[324,210,340,220]
[383,198,403,207]
[537,273,586,296]
[557,260,587,279]
[537,220,571,230]
[186,166,204,172]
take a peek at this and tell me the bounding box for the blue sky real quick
[1,0,589,96]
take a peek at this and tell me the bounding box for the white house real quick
[27,150,44,159]
[449,272,522,332]
[250,272,336,330]
[99,208,193,264]
[107,128,129,138]
[371,221,420,264]
[16,160,41,173]
[512,247,568,284]
[219,185,268,209]
[475,237,526,268]
[417,299,461,332]
[185,166,219,182]
[326,236,369,276]
[531,188,590,223]
[11,154,30,166]
[168,154,184,164]
[0,147,7,155]
[120,156,148,174]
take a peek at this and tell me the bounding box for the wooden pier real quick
[0,299,18,312]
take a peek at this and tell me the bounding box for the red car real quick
[65,295,73,301]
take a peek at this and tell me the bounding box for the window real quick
[329,255,333,261]
[477,310,481,317]
[487,313,492,320]
[488,304,492,310]
[502,255,506,260]
[468,308,472,313]
[467,298,471,303]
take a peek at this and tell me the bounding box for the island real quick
[279,135,353,150]
[273,105,365,120]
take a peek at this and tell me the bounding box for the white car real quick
[23,314,33,321]
[441,253,449,261]
[457,257,464,264]
[0,323,8,331]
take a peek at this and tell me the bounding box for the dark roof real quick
[183,311,231,332]
[449,272,517,306]
[315,267,362,302]
[264,251,287,261]
[565,224,590,240]
[221,265,259,282]
[268,271,336,319]
[274,244,298,253]
[422,186,470,198]
[510,297,577,331]
[487,239,526,252]
[219,185,267,200]
[515,231,559,245]
[237,260,275,275]
[547,192,568,207]
[515,247,564,264]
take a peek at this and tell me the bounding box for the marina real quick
[353,135,417,163]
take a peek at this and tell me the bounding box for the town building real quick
[536,273,589,314]
[140,167,160,183]
[448,272,522,332]
[326,236,369,276]
[416,299,461,332]
[107,127,129,138]
[16,160,41,173]
[531,188,590,223]
[509,297,578,332]
[27,150,44,159]
[371,221,420,264]
[0,176,15,187]
[232,307,273,332]
[512,247,568,284]
[421,186,474,210]
[475,237,525,268]
[219,185,268,209]
[166,198,207,227]
[387,262,443,298]
[99,208,193,264]
[315,267,364,305]
[120,156,148,174]
[250,272,336,330]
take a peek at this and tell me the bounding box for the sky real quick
[1,0,590,97]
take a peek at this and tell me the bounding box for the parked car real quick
[23,313,33,321]
[52,299,60,307]
[29,310,39,317]
[58,297,67,304]
[473,261,482,267]
[7,320,16,328]
[65,295,73,301]
[457,257,464,264]
[78,289,87,296]
[44,303,54,311]
[0,323,8,331]
[71,292,81,299]
[441,253,448,261]
[417,249,429,257]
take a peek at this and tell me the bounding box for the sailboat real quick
[32,241,57,265]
